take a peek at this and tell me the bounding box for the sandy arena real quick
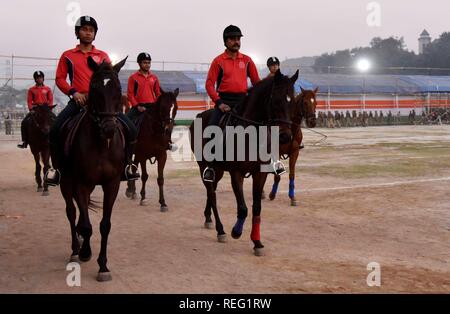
[1,125,450,293]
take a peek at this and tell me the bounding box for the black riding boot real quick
[45,142,61,186]
[17,116,30,149]
[122,142,140,181]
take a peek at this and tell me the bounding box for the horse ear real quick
[113,56,128,73]
[300,86,305,93]
[173,88,179,98]
[313,87,319,94]
[87,56,99,72]
[290,69,299,84]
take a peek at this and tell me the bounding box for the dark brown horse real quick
[265,87,318,206]
[59,57,127,282]
[125,88,179,211]
[27,105,56,196]
[189,69,299,256]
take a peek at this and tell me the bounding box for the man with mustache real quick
[202,25,260,182]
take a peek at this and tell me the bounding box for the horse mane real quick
[237,76,276,120]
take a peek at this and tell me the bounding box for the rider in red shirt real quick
[17,71,55,149]
[46,16,139,186]
[202,25,261,181]
[126,53,177,151]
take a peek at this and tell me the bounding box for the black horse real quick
[27,105,56,195]
[189,69,299,256]
[59,57,128,282]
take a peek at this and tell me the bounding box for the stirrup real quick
[45,169,61,186]
[273,160,287,176]
[125,164,140,181]
[202,167,215,183]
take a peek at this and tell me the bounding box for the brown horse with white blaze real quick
[125,88,179,211]
[265,87,318,206]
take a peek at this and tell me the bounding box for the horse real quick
[27,105,56,195]
[59,56,128,282]
[125,88,179,211]
[189,69,298,256]
[265,88,318,206]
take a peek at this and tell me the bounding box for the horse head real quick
[30,104,56,136]
[87,56,127,139]
[245,69,299,145]
[296,87,318,128]
[157,88,179,137]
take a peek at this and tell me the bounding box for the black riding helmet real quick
[33,71,44,81]
[137,52,152,63]
[267,56,280,67]
[75,16,98,38]
[223,25,243,43]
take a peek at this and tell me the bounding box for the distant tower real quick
[418,29,431,54]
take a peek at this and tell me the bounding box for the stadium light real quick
[356,58,371,73]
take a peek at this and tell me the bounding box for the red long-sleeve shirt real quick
[27,85,53,110]
[206,50,260,105]
[127,71,161,107]
[55,45,110,96]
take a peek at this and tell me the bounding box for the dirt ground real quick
[1,125,450,293]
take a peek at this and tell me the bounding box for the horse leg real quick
[74,184,95,262]
[261,174,268,200]
[289,148,300,206]
[33,152,43,192]
[230,171,248,240]
[41,149,51,196]
[157,153,168,212]
[205,175,226,243]
[203,168,223,229]
[125,160,138,199]
[97,180,120,282]
[251,172,267,256]
[269,174,281,201]
[139,160,149,206]
[60,177,79,261]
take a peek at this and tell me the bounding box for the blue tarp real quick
[120,69,450,95]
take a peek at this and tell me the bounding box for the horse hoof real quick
[261,191,266,200]
[160,205,169,212]
[231,229,242,240]
[97,272,112,282]
[79,254,91,262]
[69,255,79,263]
[37,187,43,192]
[125,190,132,198]
[204,222,214,229]
[269,193,276,201]
[254,247,265,256]
[140,199,148,206]
[291,199,299,206]
[131,193,137,200]
[42,191,49,197]
[217,234,227,243]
